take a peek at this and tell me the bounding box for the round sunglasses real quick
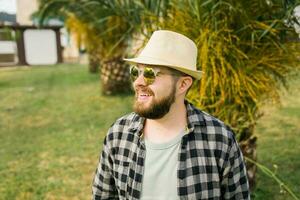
[129,65,162,85]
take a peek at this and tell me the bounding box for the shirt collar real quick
[185,100,206,132]
[127,100,206,135]
[127,113,145,137]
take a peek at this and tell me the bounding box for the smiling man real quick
[92,30,250,200]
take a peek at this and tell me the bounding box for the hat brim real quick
[123,57,202,80]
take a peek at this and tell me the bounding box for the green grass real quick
[0,64,133,200]
[253,73,300,200]
[0,64,299,200]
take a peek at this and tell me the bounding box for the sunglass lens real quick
[144,68,155,84]
[130,66,139,81]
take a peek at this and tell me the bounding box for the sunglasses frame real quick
[129,65,162,85]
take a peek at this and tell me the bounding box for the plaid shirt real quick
[92,102,250,199]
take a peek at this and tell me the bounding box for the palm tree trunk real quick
[88,51,100,73]
[100,56,132,95]
[239,127,257,191]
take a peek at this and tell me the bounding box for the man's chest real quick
[111,137,222,199]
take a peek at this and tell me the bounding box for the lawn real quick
[0,64,299,200]
[253,71,300,200]
[0,64,133,200]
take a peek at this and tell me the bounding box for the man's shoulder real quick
[112,112,139,127]
[202,110,232,132]
[187,102,236,144]
[105,112,142,142]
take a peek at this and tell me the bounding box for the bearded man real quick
[92,30,250,200]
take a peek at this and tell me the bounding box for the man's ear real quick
[177,76,193,95]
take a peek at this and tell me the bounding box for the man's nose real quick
[133,73,147,87]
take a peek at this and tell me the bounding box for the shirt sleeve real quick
[221,136,250,200]
[92,136,118,200]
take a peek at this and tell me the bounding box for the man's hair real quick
[167,67,194,95]
[169,67,194,79]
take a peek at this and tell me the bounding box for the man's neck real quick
[143,100,188,143]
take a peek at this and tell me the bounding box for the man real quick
[92,30,250,200]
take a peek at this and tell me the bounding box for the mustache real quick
[135,86,154,96]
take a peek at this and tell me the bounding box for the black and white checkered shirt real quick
[92,101,250,199]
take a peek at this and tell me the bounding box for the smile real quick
[140,94,151,97]
[137,93,153,102]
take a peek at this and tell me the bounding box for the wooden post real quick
[15,28,27,65]
[54,28,63,63]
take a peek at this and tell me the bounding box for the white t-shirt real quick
[140,130,186,200]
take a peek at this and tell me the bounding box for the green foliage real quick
[152,0,300,140]
[37,0,169,59]
[37,0,300,136]
[0,28,17,41]
[37,0,172,94]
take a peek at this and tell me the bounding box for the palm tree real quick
[38,0,170,94]
[37,0,128,94]
[38,0,300,190]
[153,0,300,189]
[63,14,101,73]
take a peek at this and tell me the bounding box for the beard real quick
[133,85,176,119]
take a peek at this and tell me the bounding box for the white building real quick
[15,0,82,63]
[16,0,38,25]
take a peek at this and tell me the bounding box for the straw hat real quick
[124,30,202,80]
